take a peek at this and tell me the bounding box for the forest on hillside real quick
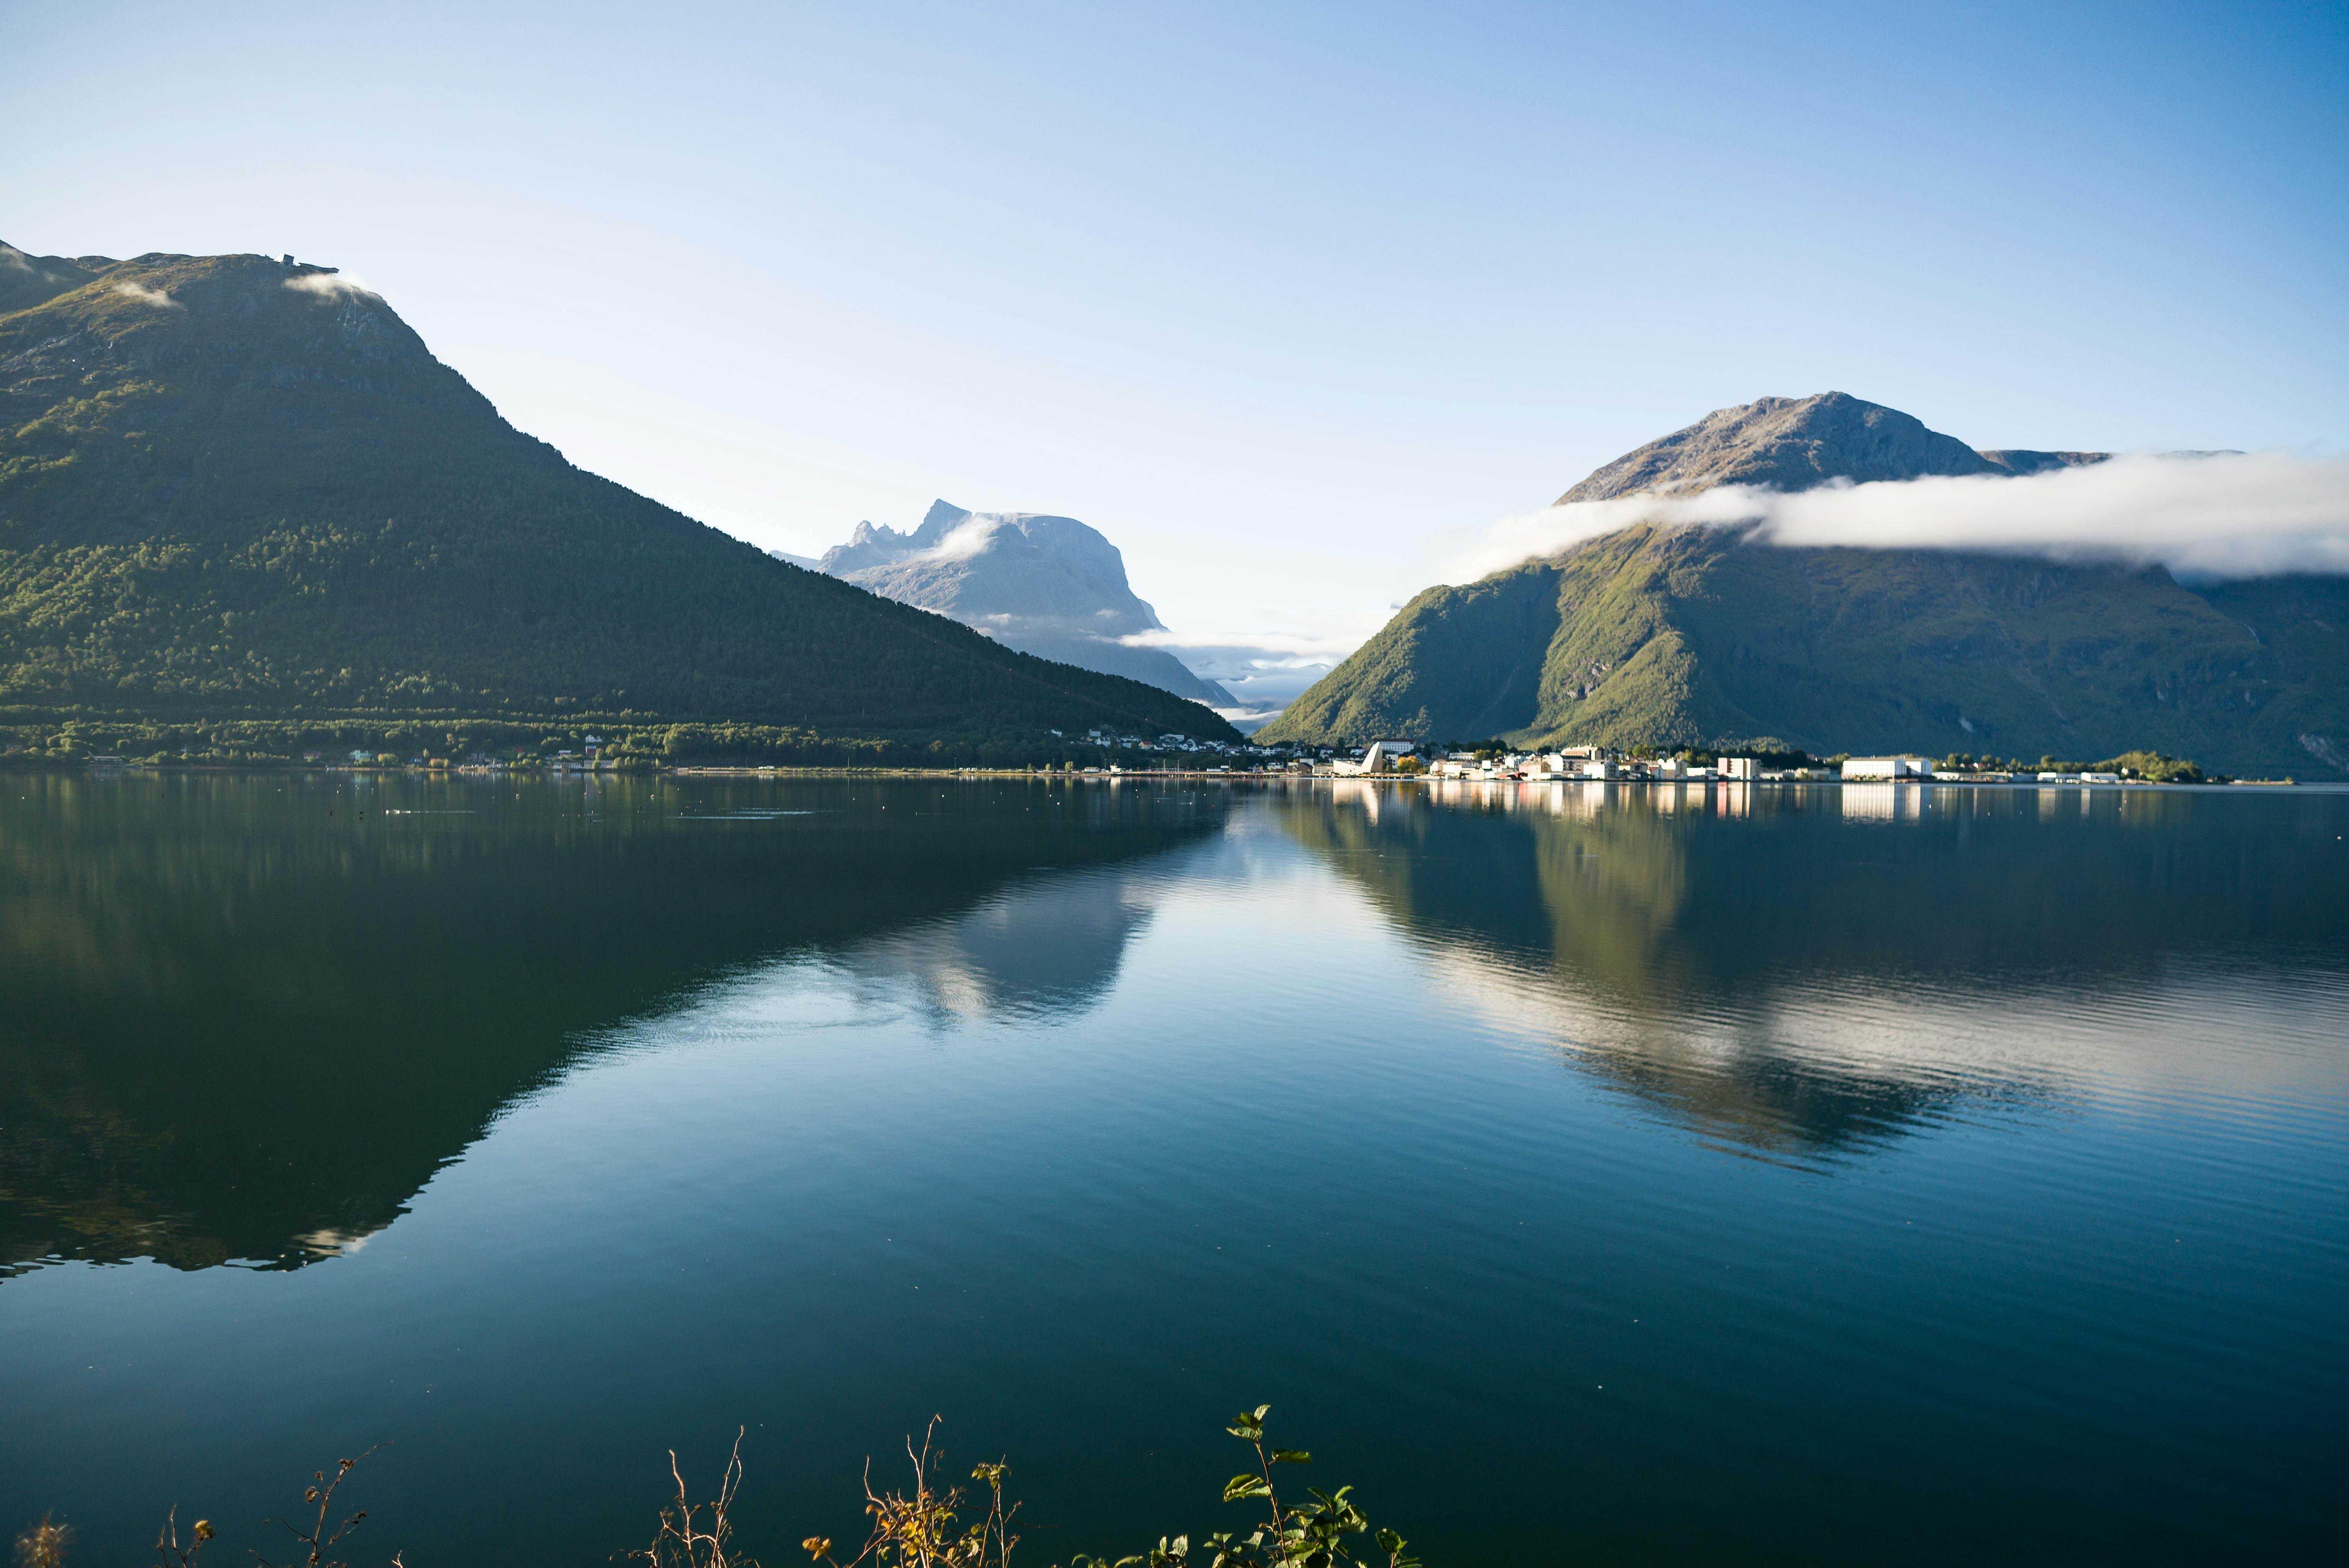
[0,249,1239,753]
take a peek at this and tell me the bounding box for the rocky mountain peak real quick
[1557,392,2003,503]
[809,503,1233,706]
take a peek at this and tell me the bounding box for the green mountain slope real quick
[1261,394,2347,776]
[0,241,104,315]
[0,246,1239,753]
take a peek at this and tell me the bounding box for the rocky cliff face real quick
[815,501,1234,706]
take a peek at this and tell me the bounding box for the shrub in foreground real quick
[13,1406,1415,1568]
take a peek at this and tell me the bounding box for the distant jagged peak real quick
[820,519,912,575]
[912,498,975,545]
[818,502,1161,624]
[817,501,987,574]
[814,497,1209,647]
[800,498,1228,702]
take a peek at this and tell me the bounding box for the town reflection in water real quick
[1273,777,2349,1162]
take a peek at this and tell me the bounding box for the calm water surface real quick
[2,774,2344,1564]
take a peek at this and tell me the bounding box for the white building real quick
[1718,756,1759,781]
[1358,738,1417,774]
[1841,757,1934,780]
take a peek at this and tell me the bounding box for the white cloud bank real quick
[1445,451,2349,585]
[111,281,182,310]
[1117,627,1365,663]
[282,271,378,299]
[925,516,1003,561]
[1117,625,1381,725]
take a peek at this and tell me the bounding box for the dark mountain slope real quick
[0,247,1237,747]
[0,241,110,315]
[1262,395,2344,775]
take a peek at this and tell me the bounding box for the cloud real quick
[1109,630,1357,720]
[1445,451,2349,584]
[1117,627,1364,661]
[282,271,378,299]
[925,516,1003,561]
[110,280,183,310]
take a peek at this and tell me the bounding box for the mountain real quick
[1555,393,2107,501]
[0,245,1239,755]
[815,501,1234,705]
[0,241,106,314]
[1259,393,2347,777]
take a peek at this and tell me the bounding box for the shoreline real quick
[23,761,2338,791]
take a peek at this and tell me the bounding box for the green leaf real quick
[1269,1449,1312,1465]
[1375,1529,1404,1552]
[1223,1474,1274,1502]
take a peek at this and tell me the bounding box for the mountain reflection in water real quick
[0,773,1223,1275]
[1273,778,2349,1162]
[832,862,1167,1026]
[4,774,2344,1566]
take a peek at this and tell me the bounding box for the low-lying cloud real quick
[925,517,1003,562]
[1119,626,1378,721]
[1117,627,1364,662]
[282,271,378,299]
[1447,451,2349,584]
[111,281,183,310]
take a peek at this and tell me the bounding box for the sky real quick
[7,0,2346,705]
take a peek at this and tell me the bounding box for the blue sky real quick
[8,0,2344,694]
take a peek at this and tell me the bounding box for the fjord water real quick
[2,776,2344,1564]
